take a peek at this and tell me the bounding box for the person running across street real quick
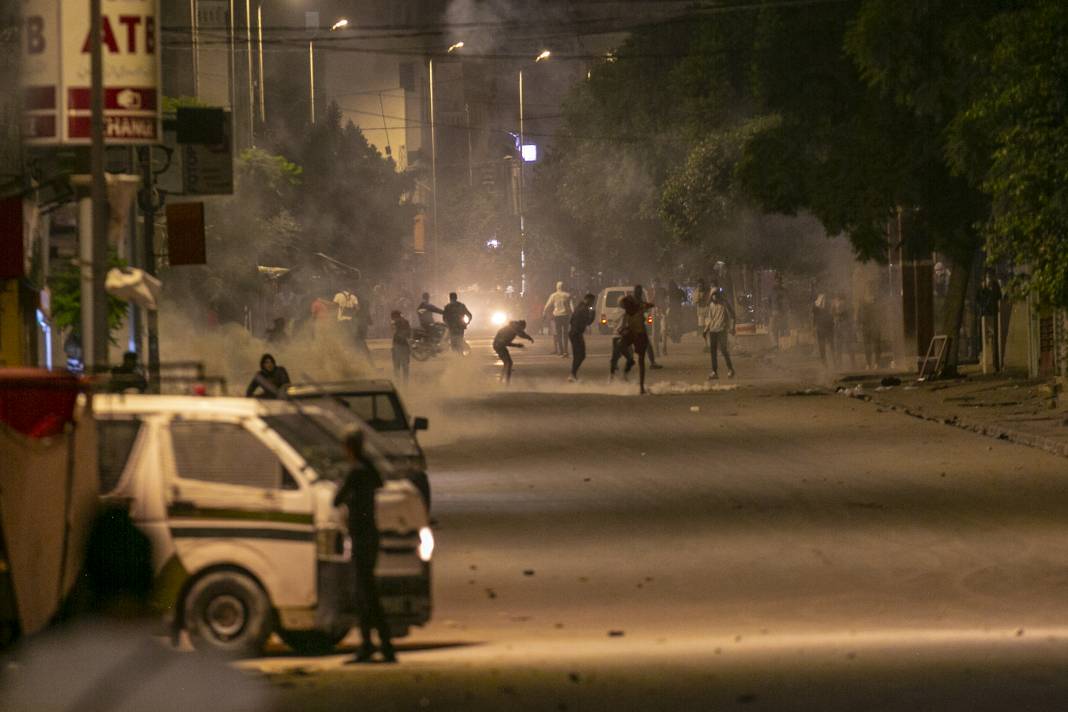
[442,292,473,354]
[493,320,534,384]
[610,287,655,394]
[705,288,736,380]
[390,310,412,384]
[334,429,396,663]
[568,293,596,382]
[245,353,291,398]
[634,284,664,370]
[543,281,573,357]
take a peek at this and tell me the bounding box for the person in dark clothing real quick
[610,290,655,394]
[109,351,148,393]
[245,353,291,398]
[492,320,534,384]
[390,310,412,384]
[416,292,444,332]
[265,317,287,344]
[333,429,395,663]
[441,292,473,354]
[634,284,663,370]
[568,293,596,381]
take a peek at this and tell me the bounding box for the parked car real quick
[286,380,432,508]
[93,394,433,657]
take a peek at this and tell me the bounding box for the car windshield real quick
[331,393,408,432]
[264,412,399,481]
[605,291,626,308]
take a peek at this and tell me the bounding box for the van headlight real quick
[491,310,508,327]
[418,526,435,562]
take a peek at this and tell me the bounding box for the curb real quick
[842,391,1068,460]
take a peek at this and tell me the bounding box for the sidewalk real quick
[835,367,1068,459]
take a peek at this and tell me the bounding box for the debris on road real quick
[786,388,830,396]
[523,569,535,576]
[607,630,625,637]
[647,381,738,395]
[485,588,498,599]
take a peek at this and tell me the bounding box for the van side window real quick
[98,419,142,493]
[170,421,283,489]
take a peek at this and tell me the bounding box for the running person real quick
[492,320,534,384]
[568,293,596,381]
[610,287,655,394]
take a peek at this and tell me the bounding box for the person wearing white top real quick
[543,281,573,357]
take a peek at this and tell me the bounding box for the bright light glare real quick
[521,144,538,162]
[448,41,465,53]
[486,238,501,249]
[418,527,435,562]
[330,18,349,30]
[535,50,551,62]
[491,311,509,327]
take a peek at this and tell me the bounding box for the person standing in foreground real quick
[493,320,535,384]
[705,289,736,380]
[442,292,473,354]
[390,310,412,384]
[543,281,573,357]
[334,429,396,663]
[568,293,596,381]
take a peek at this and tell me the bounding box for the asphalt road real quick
[245,334,1068,711]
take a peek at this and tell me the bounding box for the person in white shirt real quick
[334,289,358,321]
[543,281,573,357]
[704,288,736,380]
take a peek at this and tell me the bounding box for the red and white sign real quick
[21,0,161,145]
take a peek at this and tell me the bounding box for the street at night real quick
[244,337,1068,710]
[4,1,1068,710]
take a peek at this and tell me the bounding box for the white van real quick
[93,394,433,657]
[595,286,631,334]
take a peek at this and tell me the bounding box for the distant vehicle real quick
[93,394,433,657]
[595,286,630,334]
[286,380,432,508]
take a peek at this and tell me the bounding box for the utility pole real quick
[86,0,109,372]
[139,147,161,392]
[429,57,439,292]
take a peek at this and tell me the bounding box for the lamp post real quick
[517,49,550,297]
[429,41,464,292]
[308,18,349,125]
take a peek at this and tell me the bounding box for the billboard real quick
[21,0,161,145]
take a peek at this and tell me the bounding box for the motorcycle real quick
[410,323,471,360]
[411,323,447,361]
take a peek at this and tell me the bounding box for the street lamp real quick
[517,49,550,296]
[309,18,349,124]
[429,40,465,292]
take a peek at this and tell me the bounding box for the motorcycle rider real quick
[493,320,534,384]
[442,292,473,354]
[416,292,444,333]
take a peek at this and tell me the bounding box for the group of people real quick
[811,290,883,370]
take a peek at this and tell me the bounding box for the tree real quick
[945,1,1068,307]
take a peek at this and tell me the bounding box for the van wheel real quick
[184,571,273,657]
[277,627,350,655]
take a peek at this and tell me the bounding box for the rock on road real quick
[244,336,1068,711]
